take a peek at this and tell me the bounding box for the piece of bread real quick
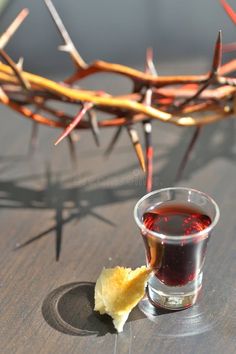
[94,266,151,332]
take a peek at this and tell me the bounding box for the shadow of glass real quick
[42,282,146,337]
[42,282,115,336]
[138,282,229,338]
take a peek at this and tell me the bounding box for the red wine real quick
[142,202,211,286]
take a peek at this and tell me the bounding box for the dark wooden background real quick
[0,70,235,354]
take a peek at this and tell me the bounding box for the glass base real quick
[147,272,203,310]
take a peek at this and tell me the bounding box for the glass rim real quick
[134,187,220,241]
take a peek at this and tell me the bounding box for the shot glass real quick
[134,187,220,310]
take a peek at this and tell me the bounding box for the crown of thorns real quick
[0,0,235,189]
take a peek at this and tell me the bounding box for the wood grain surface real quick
[0,72,235,354]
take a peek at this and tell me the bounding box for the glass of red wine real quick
[134,187,220,310]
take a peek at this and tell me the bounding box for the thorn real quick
[143,48,156,190]
[58,44,71,52]
[16,57,24,70]
[0,8,29,50]
[0,49,30,90]
[143,120,153,192]
[212,30,222,74]
[146,47,158,76]
[29,121,39,154]
[173,33,222,111]
[67,133,78,167]
[105,126,123,156]
[127,125,146,172]
[88,110,100,147]
[220,0,236,25]
[176,126,202,181]
[44,0,86,69]
[54,103,93,146]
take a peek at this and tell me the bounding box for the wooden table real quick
[0,75,235,353]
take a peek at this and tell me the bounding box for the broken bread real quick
[94,266,152,332]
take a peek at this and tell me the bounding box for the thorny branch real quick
[0,0,236,188]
